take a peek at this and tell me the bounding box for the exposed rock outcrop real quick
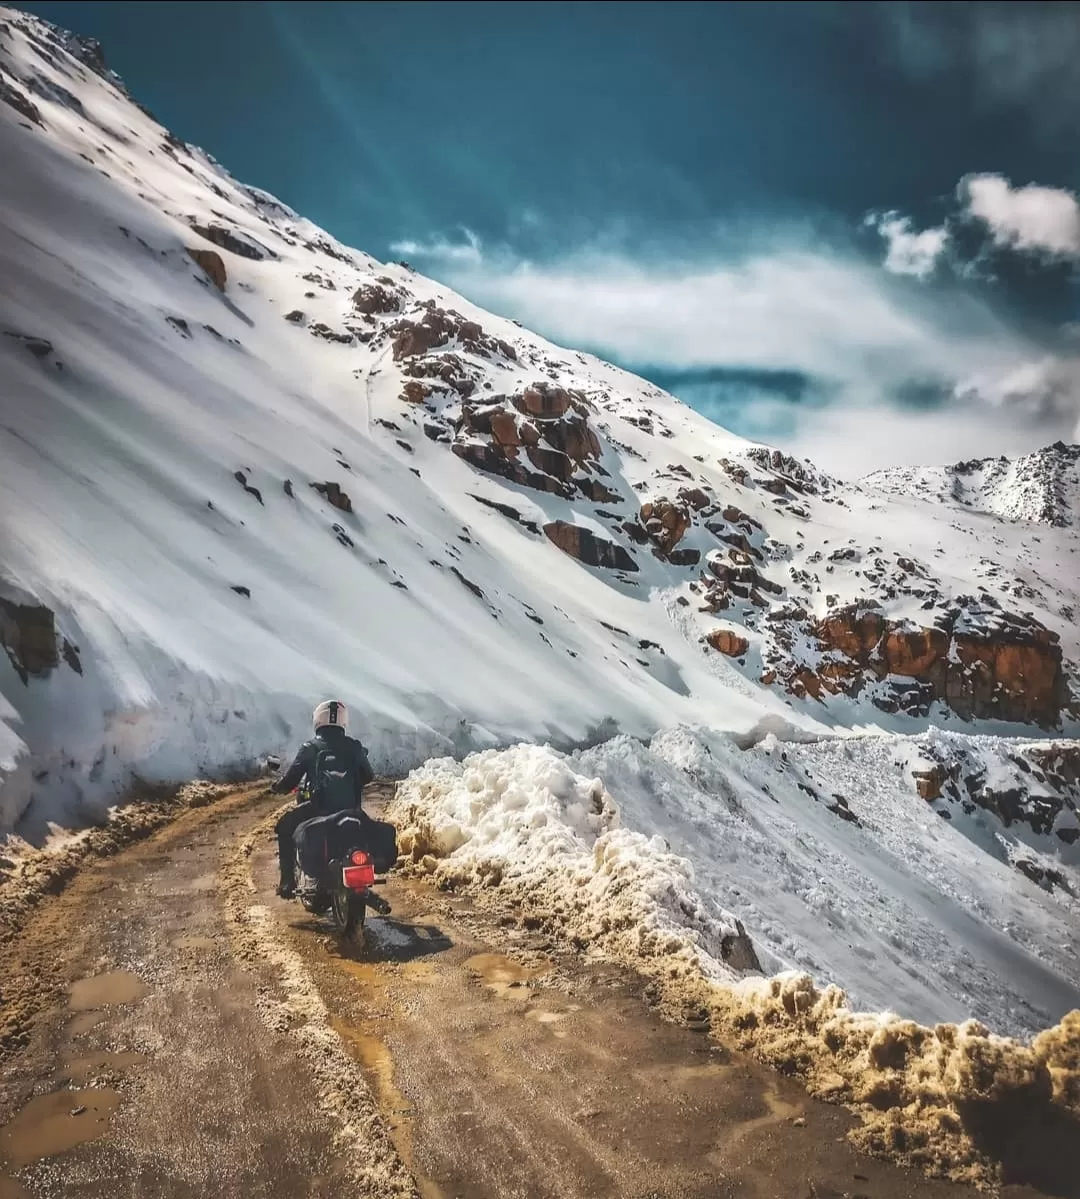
[640,498,691,556]
[743,446,828,496]
[0,76,43,124]
[186,247,226,291]
[310,481,352,513]
[400,352,476,402]
[787,603,1069,726]
[0,597,59,683]
[390,303,516,363]
[700,552,783,611]
[514,383,571,419]
[544,522,638,572]
[308,322,352,344]
[449,385,619,504]
[189,222,273,261]
[903,740,1080,889]
[352,282,400,314]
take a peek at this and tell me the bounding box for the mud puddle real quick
[464,951,547,999]
[57,1051,146,1085]
[68,970,148,1011]
[0,1088,122,1167]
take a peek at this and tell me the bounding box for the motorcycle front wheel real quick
[330,888,366,937]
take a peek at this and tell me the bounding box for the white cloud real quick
[390,228,483,264]
[866,211,948,278]
[398,227,1080,472]
[789,396,1074,478]
[409,235,1024,384]
[959,173,1080,258]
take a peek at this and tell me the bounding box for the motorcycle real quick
[291,810,393,938]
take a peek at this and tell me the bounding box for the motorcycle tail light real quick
[342,862,375,890]
[350,850,371,866]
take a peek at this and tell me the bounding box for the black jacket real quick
[272,725,374,806]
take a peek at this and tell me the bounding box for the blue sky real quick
[18,1,1080,471]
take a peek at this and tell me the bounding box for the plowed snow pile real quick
[389,732,1080,1185]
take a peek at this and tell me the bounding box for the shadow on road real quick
[317,915,454,967]
[960,1094,1080,1197]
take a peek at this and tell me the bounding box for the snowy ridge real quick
[865,441,1080,527]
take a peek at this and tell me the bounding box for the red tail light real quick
[350,850,371,866]
[342,861,375,890]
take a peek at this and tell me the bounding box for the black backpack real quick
[308,739,356,811]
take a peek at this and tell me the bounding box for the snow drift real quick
[389,733,1080,1184]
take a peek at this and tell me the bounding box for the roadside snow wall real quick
[388,732,1080,1186]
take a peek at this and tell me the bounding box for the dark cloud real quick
[880,2,1080,138]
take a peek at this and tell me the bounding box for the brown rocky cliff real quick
[390,305,516,363]
[448,385,618,505]
[801,604,1068,726]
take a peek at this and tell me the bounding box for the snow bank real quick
[389,743,760,980]
[389,733,1080,1184]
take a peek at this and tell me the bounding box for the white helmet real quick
[313,699,348,732]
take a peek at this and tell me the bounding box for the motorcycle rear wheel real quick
[331,888,366,937]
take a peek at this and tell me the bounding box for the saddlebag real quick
[294,811,398,877]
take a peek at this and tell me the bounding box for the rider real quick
[271,699,374,898]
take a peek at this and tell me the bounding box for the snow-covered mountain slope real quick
[1,7,1079,840]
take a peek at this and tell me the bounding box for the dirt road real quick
[0,784,1069,1198]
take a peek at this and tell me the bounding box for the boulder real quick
[640,499,691,556]
[401,380,431,405]
[678,486,711,511]
[513,383,572,420]
[186,247,227,291]
[707,629,749,657]
[489,410,522,450]
[912,766,946,801]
